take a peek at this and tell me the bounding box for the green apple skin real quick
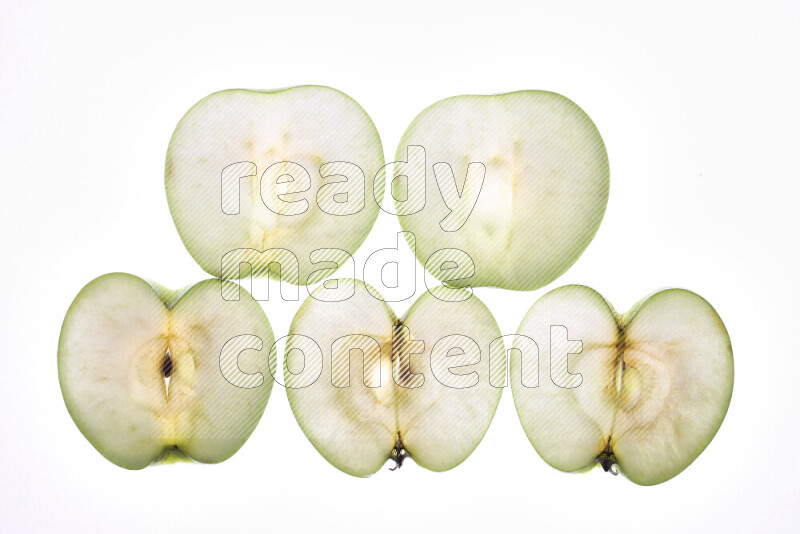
[510,285,733,485]
[165,85,385,285]
[395,91,609,291]
[58,273,274,469]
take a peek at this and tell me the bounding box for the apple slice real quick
[284,281,505,476]
[394,91,609,290]
[165,85,385,284]
[510,285,734,485]
[58,273,274,469]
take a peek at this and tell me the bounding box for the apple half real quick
[165,85,385,284]
[284,281,505,476]
[58,273,274,469]
[394,91,609,290]
[510,285,733,485]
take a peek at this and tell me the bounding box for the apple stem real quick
[597,438,619,475]
[389,433,408,471]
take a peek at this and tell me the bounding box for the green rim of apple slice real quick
[58,273,274,469]
[511,285,734,485]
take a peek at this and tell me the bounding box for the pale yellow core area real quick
[127,329,199,447]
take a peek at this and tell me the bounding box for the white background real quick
[1,0,798,532]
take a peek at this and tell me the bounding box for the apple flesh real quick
[165,85,385,284]
[58,273,274,469]
[284,281,506,476]
[394,91,609,290]
[510,285,734,485]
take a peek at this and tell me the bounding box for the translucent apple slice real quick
[395,91,609,290]
[58,273,274,469]
[511,286,620,473]
[283,282,397,477]
[610,290,735,485]
[165,85,385,284]
[285,281,505,476]
[511,285,733,485]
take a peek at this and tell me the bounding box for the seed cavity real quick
[162,349,173,378]
[619,365,642,412]
[162,348,173,397]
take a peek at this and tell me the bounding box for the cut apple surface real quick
[395,91,609,290]
[284,281,505,476]
[165,85,385,284]
[58,273,274,469]
[510,285,733,485]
